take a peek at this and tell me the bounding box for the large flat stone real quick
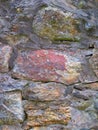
[33,6,80,42]
[12,49,81,85]
[23,82,67,101]
[0,45,12,73]
[23,101,71,128]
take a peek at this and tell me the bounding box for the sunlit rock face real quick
[0,0,98,130]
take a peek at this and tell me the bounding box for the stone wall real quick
[0,0,98,130]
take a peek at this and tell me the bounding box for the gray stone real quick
[0,74,26,125]
[89,49,98,78]
[0,91,24,125]
[72,89,98,100]
[0,45,12,73]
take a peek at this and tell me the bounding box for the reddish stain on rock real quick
[12,50,81,84]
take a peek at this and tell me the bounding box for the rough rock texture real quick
[23,101,71,128]
[0,74,25,125]
[22,82,67,101]
[0,45,12,73]
[0,0,98,130]
[12,50,81,85]
[89,49,98,78]
[33,7,80,42]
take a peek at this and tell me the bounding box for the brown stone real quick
[0,45,12,73]
[12,49,81,85]
[23,101,71,128]
[23,82,67,101]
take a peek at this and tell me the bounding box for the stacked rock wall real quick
[0,0,98,130]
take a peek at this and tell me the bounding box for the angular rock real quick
[33,6,80,42]
[70,107,98,129]
[0,74,26,125]
[79,55,98,83]
[0,73,27,92]
[89,49,98,78]
[12,49,81,85]
[0,91,24,125]
[72,89,98,100]
[0,45,12,73]
[23,101,71,128]
[23,82,67,101]
[74,83,98,91]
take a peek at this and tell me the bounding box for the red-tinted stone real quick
[12,50,81,85]
[0,45,12,73]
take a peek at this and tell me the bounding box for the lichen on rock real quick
[33,6,81,42]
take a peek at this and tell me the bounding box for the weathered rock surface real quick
[33,6,80,42]
[74,83,98,91]
[0,91,24,125]
[89,49,98,78]
[0,125,23,130]
[0,44,12,73]
[0,0,98,130]
[23,82,67,101]
[0,74,26,125]
[12,49,81,85]
[23,100,71,128]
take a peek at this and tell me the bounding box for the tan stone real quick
[23,82,67,101]
[23,101,71,128]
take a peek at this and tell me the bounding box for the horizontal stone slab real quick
[23,82,67,101]
[23,101,71,128]
[12,49,81,85]
[0,45,12,73]
[74,83,98,91]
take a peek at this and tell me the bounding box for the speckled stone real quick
[89,49,98,78]
[33,6,80,42]
[0,44,12,73]
[23,100,71,128]
[12,49,81,85]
